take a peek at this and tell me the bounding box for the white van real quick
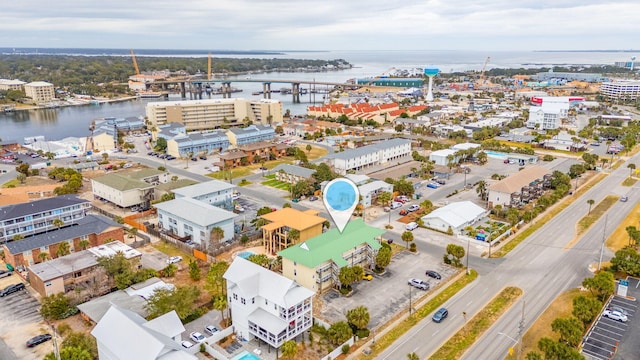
[390,201,403,209]
[406,222,418,231]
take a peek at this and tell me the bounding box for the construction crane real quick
[476,56,491,89]
[130,49,140,76]
[207,52,212,80]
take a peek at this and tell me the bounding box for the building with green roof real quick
[278,219,384,293]
[91,168,170,210]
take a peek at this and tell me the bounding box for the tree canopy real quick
[145,285,201,320]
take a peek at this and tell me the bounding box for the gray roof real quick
[227,124,274,136]
[29,249,98,281]
[172,180,236,198]
[271,164,315,178]
[154,197,237,227]
[4,214,120,254]
[77,290,148,323]
[0,195,90,222]
[325,138,411,160]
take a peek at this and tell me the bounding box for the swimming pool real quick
[237,251,256,259]
[231,350,262,360]
[483,150,508,159]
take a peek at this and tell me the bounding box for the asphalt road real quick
[376,154,639,360]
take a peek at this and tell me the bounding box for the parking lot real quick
[0,275,49,360]
[320,250,457,328]
[582,278,639,360]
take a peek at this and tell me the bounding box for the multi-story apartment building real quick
[0,196,91,243]
[166,131,230,158]
[272,164,315,185]
[526,106,562,130]
[154,197,237,245]
[600,81,640,101]
[323,138,412,175]
[227,125,275,146]
[24,81,55,103]
[0,79,26,91]
[278,219,384,293]
[91,169,169,210]
[224,257,314,349]
[3,214,124,268]
[172,180,236,211]
[27,240,140,298]
[146,98,283,131]
[260,208,325,255]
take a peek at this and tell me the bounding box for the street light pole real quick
[598,214,608,271]
[466,236,471,275]
[409,284,412,317]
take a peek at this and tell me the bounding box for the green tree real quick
[306,144,312,154]
[610,246,640,275]
[346,305,370,330]
[40,293,78,320]
[45,346,92,360]
[313,163,337,183]
[375,246,392,271]
[213,294,228,325]
[401,231,414,249]
[280,340,298,359]
[327,321,353,345]
[445,243,465,268]
[288,229,300,244]
[204,261,229,297]
[419,199,433,213]
[209,226,225,251]
[377,191,392,207]
[155,137,167,152]
[551,317,583,347]
[582,271,615,302]
[628,163,636,178]
[16,173,26,184]
[477,151,488,165]
[525,352,543,360]
[188,260,201,281]
[126,227,138,241]
[572,295,602,327]
[476,180,488,200]
[291,180,314,198]
[282,202,291,208]
[60,331,98,359]
[161,263,177,277]
[16,163,30,176]
[587,199,595,215]
[338,266,359,291]
[145,285,202,320]
[57,241,71,257]
[78,239,90,250]
[38,251,50,263]
[393,179,415,196]
[407,353,419,360]
[537,337,583,360]
[247,254,270,268]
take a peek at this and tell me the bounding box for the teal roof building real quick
[356,78,424,87]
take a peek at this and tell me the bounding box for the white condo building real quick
[24,81,55,104]
[224,257,313,349]
[324,138,412,175]
[146,98,283,131]
[600,81,640,101]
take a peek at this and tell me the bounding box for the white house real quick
[421,201,488,234]
[357,180,394,207]
[91,305,196,360]
[224,257,314,350]
[172,180,236,211]
[324,138,411,175]
[429,149,459,166]
[154,197,236,245]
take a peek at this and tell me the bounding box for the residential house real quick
[0,195,91,243]
[260,208,325,255]
[323,138,412,175]
[153,179,199,204]
[172,180,236,211]
[91,169,169,209]
[223,257,313,349]
[420,201,488,235]
[237,141,289,163]
[2,214,124,268]
[27,240,141,299]
[226,125,276,146]
[278,219,384,292]
[166,131,230,158]
[429,149,459,167]
[154,197,236,246]
[91,305,195,360]
[272,164,315,185]
[357,179,394,207]
[488,166,551,207]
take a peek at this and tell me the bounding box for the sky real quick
[1,1,639,51]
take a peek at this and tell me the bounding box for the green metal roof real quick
[93,173,154,191]
[155,179,199,192]
[278,219,384,269]
[127,168,165,180]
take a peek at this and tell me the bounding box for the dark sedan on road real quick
[26,334,52,347]
[425,270,442,280]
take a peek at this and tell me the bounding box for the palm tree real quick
[419,199,433,213]
[407,353,419,360]
[476,180,488,201]
[288,229,300,246]
[126,227,138,241]
[627,163,636,178]
[587,199,595,215]
[346,305,370,331]
[57,242,71,257]
[213,295,228,326]
[401,231,414,249]
[37,252,49,263]
[79,239,90,250]
[12,234,24,241]
[52,218,64,230]
[209,227,225,252]
[280,340,298,359]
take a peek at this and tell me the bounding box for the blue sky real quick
[2,1,639,50]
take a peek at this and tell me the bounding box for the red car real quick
[399,209,408,215]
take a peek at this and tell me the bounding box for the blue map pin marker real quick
[323,178,359,233]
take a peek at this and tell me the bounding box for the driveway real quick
[319,250,457,329]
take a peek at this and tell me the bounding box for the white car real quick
[407,205,420,212]
[166,256,183,264]
[408,278,429,290]
[204,325,219,335]
[189,331,206,343]
[603,309,628,322]
[406,222,418,231]
[181,340,194,348]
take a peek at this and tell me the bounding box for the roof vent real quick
[300,243,309,251]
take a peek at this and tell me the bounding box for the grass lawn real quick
[296,144,327,160]
[361,270,478,360]
[430,287,522,360]
[261,179,291,190]
[2,179,20,188]
[264,174,275,179]
[607,200,640,251]
[622,177,637,186]
[518,288,583,358]
[237,180,252,187]
[152,241,196,263]
[577,195,619,236]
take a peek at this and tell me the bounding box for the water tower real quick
[631,56,636,71]
[424,67,439,101]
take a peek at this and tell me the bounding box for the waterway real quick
[0,49,634,142]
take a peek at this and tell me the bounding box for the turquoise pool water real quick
[237,251,255,259]
[483,150,508,159]
[231,350,262,360]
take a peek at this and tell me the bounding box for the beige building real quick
[488,166,551,207]
[91,131,116,152]
[24,81,55,104]
[0,79,26,91]
[91,169,169,209]
[260,208,325,255]
[146,98,283,131]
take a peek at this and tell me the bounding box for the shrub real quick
[341,344,350,354]
[542,154,555,161]
[356,328,370,339]
[410,243,417,252]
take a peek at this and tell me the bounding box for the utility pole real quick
[408,284,412,317]
[598,214,608,271]
[51,324,60,360]
[517,300,525,360]
[466,237,471,275]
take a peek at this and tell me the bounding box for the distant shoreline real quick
[535,50,638,53]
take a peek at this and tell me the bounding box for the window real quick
[252,298,255,304]
[241,298,246,305]
[233,293,238,300]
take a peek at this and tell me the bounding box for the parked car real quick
[292,198,300,203]
[26,334,52,348]
[383,206,391,212]
[408,278,429,290]
[432,308,449,323]
[399,209,408,216]
[191,157,198,162]
[390,201,403,209]
[181,340,194,348]
[603,309,628,322]
[435,179,446,185]
[0,270,12,279]
[620,196,629,202]
[425,270,442,280]
[406,222,418,231]
[189,331,206,343]
[395,196,409,203]
[362,273,373,281]
[407,205,420,212]
[426,183,439,189]
[234,205,245,213]
[199,155,207,160]
[308,196,319,201]
[205,325,219,336]
[259,166,268,170]
[0,283,25,297]
[166,256,183,264]
[607,305,629,316]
